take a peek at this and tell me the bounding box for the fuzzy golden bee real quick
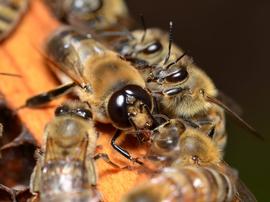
[111,26,227,150]
[30,101,120,202]
[122,119,257,202]
[0,0,28,41]
[22,26,157,164]
[111,24,261,151]
[44,0,130,32]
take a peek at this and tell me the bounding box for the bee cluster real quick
[0,0,260,202]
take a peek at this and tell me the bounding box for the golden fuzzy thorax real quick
[78,51,146,124]
[174,128,221,167]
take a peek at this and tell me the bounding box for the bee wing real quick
[217,90,243,115]
[234,179,258,202]
[205,94,263,140]
[44,44,87,87]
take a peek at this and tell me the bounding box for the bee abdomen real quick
[123,166,236,202]
[168,166,237,202]
[0,0,28,41]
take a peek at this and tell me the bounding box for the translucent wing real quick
[234,179,258,202]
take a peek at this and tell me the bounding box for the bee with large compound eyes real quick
[111,22,262,150]
[44,0,130,33]
[113,27,182,69]
[21,27,157,164]
[30,101,119,202]
[121,119,257,202]
[0,0,29,42]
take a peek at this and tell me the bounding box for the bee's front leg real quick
[18,82,76,109]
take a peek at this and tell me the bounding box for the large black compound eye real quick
[74,108,92,120]
[141,41,163,55]
[165,67,188,83]
[55,105,70,116]
[71,0,103,16]
[108,85,153,129]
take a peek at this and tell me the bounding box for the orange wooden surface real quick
[0,1,148,201]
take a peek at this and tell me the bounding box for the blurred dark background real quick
[126,0,270,200]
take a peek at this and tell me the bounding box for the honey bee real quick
[122,119,257,202]
[22,26,156,164]
[122,165,238,202]
[110,25,227,149]
[0,0,29,42]
[44,0,130,32]
[30,101,119,202]
[111,23,261,150]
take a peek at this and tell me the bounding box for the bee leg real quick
[151,87,183,97]
[94,153,120,168]
[182,118,201,128]
[111,129,143,165]
[18,82,76,109]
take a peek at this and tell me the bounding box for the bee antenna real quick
[165,52,186,69]
[140,14,147,43]
[163,21,173,65]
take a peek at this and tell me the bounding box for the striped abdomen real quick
[0,0,28,41]
[123,166,237,202]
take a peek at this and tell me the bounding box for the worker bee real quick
[44,0,130,33]
[110,26,227,149]
[22,26,156,164]
[122,119,257,202]
[0,0,29,42]
[113,28,181,68]
[122,165,238,202]
[30,101,119,202]
[111,23,261,150]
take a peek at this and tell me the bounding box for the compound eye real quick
[142,41,163,55]
[71,0,103,15]
[55,105,70,116]
[165,67,188,83]
[75,108,92,120]
[108,90,131,129]
[108,85,153,129]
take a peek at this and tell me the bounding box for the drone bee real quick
[22,26,156,164]
[30,101,120,202]
[0,0,29,42]
[122,119,257,202]
[44,0,130,32]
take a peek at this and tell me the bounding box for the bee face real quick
[107,84,153,129]
[55,103,92,120]
[149,62,190,87]
[115,29,181,66]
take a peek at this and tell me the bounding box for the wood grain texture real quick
[0,1,148,201]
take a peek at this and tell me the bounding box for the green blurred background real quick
[126,0,270,200]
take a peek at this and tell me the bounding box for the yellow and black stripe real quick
[0,0,28,41]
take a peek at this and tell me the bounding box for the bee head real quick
[107,85,154,130]
[55,101,92,120]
